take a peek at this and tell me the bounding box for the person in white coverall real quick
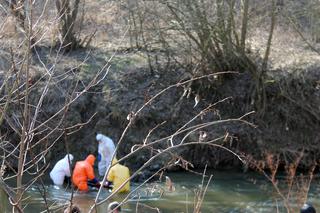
[50,154,74,185]
[96,133,116,176]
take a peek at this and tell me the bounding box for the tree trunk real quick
[240,0,249,51]
[56,0,81,50]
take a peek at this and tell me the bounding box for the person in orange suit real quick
[106,158,130,193]
[72,154,100,191]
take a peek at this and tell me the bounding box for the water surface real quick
[2,170,320,212]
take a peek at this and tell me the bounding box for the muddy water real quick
[2,171,320,212]
[1,187,9,212]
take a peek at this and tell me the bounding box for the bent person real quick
[106,158,130,193]
[50,154,74,186]
[64,205,81,213]
[301,203,316,213]
[96,133,116,176]
[107,201,121,213]
[72,154,100,191]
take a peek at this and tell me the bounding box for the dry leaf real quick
[126,113,131,121]
[199,131,207,142]
[186,87,192,98]
[165,176,175,192]
[194,94,200,108]
[127,111,135,121]
[182,86,188,97]
[223,132,229,142]
[0,164,6,178]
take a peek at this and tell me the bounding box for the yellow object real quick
[107,158,130,193]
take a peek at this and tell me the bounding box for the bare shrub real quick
[246,151,317,213]
[0,1,110,211]
[55,0,82,50]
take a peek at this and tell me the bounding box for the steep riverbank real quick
[2,45,319,177]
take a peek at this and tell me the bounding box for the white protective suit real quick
[49,154,74,185]
[96,134,116,176]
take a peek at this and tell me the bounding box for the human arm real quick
[86,164,95,180]
[87,178,101,188]
[85,163,101,188]
[63,162,71,177]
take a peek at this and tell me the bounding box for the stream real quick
[1,170,320,212]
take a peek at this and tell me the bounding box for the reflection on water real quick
[2,171,320,212]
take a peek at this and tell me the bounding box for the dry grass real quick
[248,26,320,71]
[1,0,319,67]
